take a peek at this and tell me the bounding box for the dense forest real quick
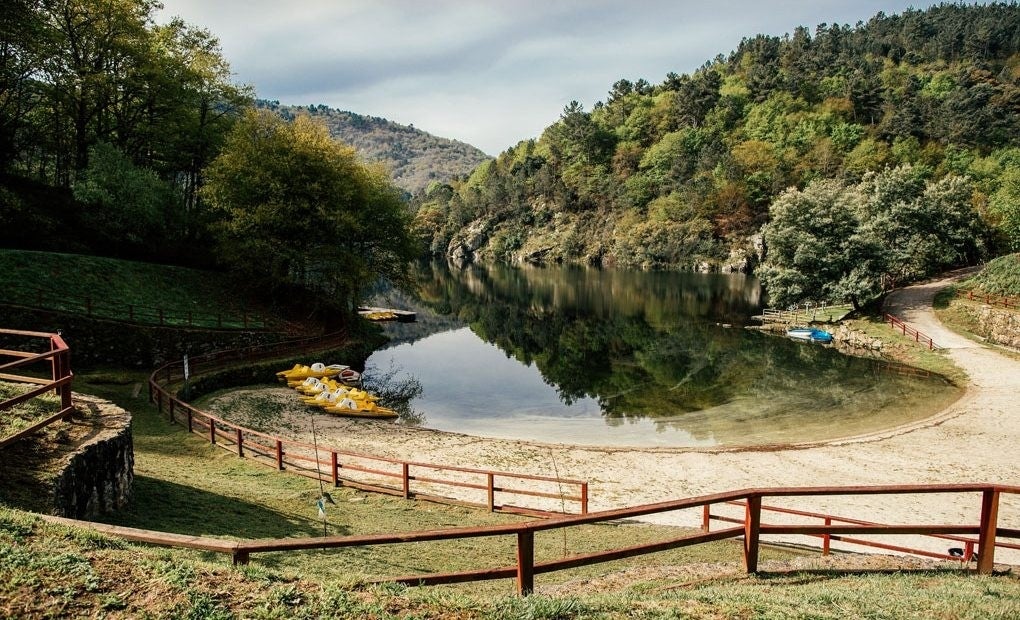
[413,4,1020,297]
[259,101,490,195]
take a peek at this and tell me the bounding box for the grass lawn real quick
[67,369,805,595]
[0,249,271,329]
[0,381,61,443]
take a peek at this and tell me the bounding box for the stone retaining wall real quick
[979,305,1020,350]
[51,394,133,519]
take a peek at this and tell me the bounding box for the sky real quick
[156,1,945,155]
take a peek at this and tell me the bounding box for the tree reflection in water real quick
[364,261,958,447]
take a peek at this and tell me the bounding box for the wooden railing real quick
[884,313,938,350]
[39,484,1020,595]
[1,283,270,330]
[148,334,588,517]
[0,328,73,448]
[960,290,1019,311]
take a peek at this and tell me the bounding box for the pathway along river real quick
[363,261,959,448]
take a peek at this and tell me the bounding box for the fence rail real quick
[1,283,270,330]
[960,290,1019,311]
[0,328,73,448]
[883,313,937,350]
[38,484,1020,595]
[148,334,588,517]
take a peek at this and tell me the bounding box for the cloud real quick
[157,0,943,155]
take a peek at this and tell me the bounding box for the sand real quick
[211,273,1020,563]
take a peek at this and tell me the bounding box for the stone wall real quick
[979,305,1020,350]
[51,394,133,519]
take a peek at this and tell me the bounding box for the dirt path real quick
[213,273,1020,561]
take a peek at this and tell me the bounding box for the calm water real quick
[364,261,958,448]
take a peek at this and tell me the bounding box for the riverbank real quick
[207,273,1020,562]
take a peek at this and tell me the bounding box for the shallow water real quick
[364,262,959,448]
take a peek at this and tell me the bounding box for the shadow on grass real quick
[96,475,350,540]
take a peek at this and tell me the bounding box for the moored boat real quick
[786,327,834,344]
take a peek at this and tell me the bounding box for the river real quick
[363,261,958,448]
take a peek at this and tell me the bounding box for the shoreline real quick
[206,273,1020,563]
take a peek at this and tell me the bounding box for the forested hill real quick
[259,101,491,194]
[413,3,1020,273]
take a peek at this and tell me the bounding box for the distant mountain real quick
[258,100,491,194]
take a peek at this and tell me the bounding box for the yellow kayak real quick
[277,362,349,381]
[323,398,398,420]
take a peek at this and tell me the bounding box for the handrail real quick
[883,313,937,350]
[147,333,589,517]
[961,290,1018,311]
[0,282,271,330]
[707,499,1020,561]
[0,328,74,448]
[36,484,1020,595]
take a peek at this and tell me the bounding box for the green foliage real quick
[760,166,988,307]
[1,0,251,259]
[72,142,178,248]
[990,167,1020,251]
[969,253,1020,296]
[259,100,489,194]
[202,110,418,309]
[412,4,1020,272]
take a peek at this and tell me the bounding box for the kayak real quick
[786,327,834,344]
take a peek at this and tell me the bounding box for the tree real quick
[989,166,1020,251]
[202,110,418,311]
[73,141,176,249]
[759,179,884,309]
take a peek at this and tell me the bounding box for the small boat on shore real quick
[786,327,834,344]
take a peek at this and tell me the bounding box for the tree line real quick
[1,0,416,313]
[412,3,1020,306]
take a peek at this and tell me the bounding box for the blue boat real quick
[786,327,834,344]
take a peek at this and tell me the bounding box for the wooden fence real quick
[883,313,938,350]
[960,290,1019,311]
[1,283,270,330]
[148,334,588,517]
[0,328,73,448]
[38,483,1020,595]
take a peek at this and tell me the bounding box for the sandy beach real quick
[210,274,1020,562]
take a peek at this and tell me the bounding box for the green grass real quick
[967,253,1020,297]
[841,316,968,384]
[2,504,1017,619]
[62,370,803,594]
[0,249,272,328]
[0,381,60,442]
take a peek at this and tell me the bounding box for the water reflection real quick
[365,261,958,447]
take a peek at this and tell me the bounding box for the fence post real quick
[516,530,535,595]
[977,488,1000,574]
[702,504,711,532]
[487,473,495,512]
[743,495,761,573]
[209,419,216,444]
[823,517,831,555]
[156,391,163,414]
[168,399,175,424]
[276,440,284,470]
[402,463,410,499]
[236,428,243,457]
[580,482,589,515]
[187,409,193,433]
[331,452,339,486]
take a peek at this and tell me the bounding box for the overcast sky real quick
[156,1,944,155]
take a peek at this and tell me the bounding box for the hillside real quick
[413,4,1020,272]
[259,101,491,194]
